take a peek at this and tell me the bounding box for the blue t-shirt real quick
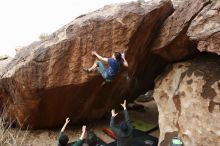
[107,58,121,78]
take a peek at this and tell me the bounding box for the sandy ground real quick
[11,100,159,146]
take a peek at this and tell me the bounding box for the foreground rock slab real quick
[154,54,220,146]
[0,1,173,128]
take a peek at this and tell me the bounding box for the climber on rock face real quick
[83,51,128,83]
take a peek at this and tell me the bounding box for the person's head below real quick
[58,134,69,146]
[84,131,98,146]
[112,52,122,62]
[59,131,97,146]
[120,121,129,133]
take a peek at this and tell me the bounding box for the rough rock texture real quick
[151,0,210,62]
[0,1,173,128]
[0,56,12,110]
[171,0,184,8]
[188,0,220,55]
[153,54,220,146]
[0,55,12,77]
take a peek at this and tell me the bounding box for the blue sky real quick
[0,0,136,56]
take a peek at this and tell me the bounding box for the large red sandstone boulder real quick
[188,0,220,55]
[0,1,173,128]
[151,0,209,61]
[153,54,220,146]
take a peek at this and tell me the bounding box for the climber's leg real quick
[83,61,108,80]
[96,61,108,79]
[83,60,98,72]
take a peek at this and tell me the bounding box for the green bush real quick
[39,33,49,41]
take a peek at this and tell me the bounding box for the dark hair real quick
[120,121,128,133]
[59,134,69,146]
[114,52,122,62]
[86,131,98,146]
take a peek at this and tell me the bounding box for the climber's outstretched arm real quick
[92,51,108,62]
[79,125,86,140]
[122,53,128,67]
[61,117,70,133]
[121,100,132,132]
[110,109,120,135]
[72,125,86,146]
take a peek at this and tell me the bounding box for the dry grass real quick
[0,109,29,146]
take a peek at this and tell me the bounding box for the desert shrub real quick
[0,108,29,146]
[39,33,49,41]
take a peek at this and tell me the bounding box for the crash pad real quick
[132,120,158,133]
[94,130,115,144]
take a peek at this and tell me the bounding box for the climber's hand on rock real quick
[92,51,97,56]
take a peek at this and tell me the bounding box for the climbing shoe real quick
[82,68,90,73]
